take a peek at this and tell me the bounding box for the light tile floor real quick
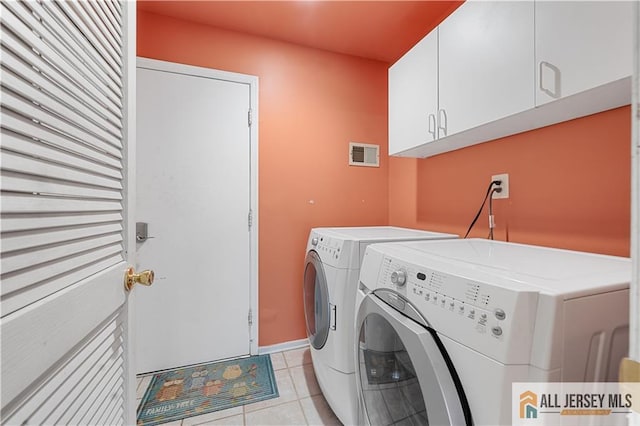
[136,346,343,426]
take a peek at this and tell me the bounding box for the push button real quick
[492,326,503,336]
[495,308,506,320]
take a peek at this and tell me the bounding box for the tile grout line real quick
[297,396,311,426]
[288,365,301,401]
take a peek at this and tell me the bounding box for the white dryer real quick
[303,227,457,425]
[355,239,631,426]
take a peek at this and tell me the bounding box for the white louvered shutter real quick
[1,0,135,424]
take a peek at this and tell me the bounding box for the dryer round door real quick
[303,250,330,350]
[355,291,471,426]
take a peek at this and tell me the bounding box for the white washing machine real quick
[355,239,631,426]
[303,227,458,425]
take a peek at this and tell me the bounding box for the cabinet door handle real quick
[539,61,561,99]
[428,113,436,140]
[438,109,447,137]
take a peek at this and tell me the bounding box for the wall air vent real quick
[349,142,379,167]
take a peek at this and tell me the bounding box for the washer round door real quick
[355,290,472,426]
[303,250,330,350]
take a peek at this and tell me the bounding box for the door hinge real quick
[248,209,253,230]
[248,309,253,326]
[248,109,252,126]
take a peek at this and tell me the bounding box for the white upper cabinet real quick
[535,1,632,106]
[438,1,534,137]
[389,0,633,158]
[388,29,438,155]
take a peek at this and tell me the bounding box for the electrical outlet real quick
[491,173,509,199]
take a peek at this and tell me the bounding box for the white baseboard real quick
[258,338,309,355]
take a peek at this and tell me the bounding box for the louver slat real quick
[48,327,124,425]
[0,0,125,313]
[1,69,122,147]
[2,90,122,157]
[29,320,123,424]
[1,173,123,200]
[0,0,129,422]
[2,244,123,298]
[1,194,123,214]
[1,222,123,254]
[3,314,125,426]
[1,146,123,189]
[2,233,123,275]
[1,2,123,114]
[91,0,123,40]
[1,43,122,137]
[1,128,122,180]
[2,254,123,317]
[42,0,123,80]
[0,25,123,127]
[1,212,123,233]
[32,0,123,87]
[82,370,123,425]
[76,1,123,61]
[103,0,123,29]
[1,111,122,169]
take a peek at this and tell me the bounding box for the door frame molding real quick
[124,3,137,424]
[135,57,259,356]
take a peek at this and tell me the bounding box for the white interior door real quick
[135,59,257,374]
[1,1,137,424]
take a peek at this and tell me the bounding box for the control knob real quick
[390,269,407,287]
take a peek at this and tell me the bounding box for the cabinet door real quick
[388,29,438,155]
[535,1,632,106]
[438,1,534,137]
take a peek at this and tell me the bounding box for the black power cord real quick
[487,187,501,240]
[463,180,502,239]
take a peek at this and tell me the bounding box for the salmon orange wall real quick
[137,11,389,346]
[389,106,631,257]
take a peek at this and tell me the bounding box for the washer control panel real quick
[377,255,538,364]
[308,233,346,267]
[390,269,407,287]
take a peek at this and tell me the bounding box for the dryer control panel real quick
[308,232,358,269]
[372,254,539,365]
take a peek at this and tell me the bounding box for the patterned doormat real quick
[137,355,278,426]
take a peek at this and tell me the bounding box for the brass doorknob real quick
[124,267,155,291]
